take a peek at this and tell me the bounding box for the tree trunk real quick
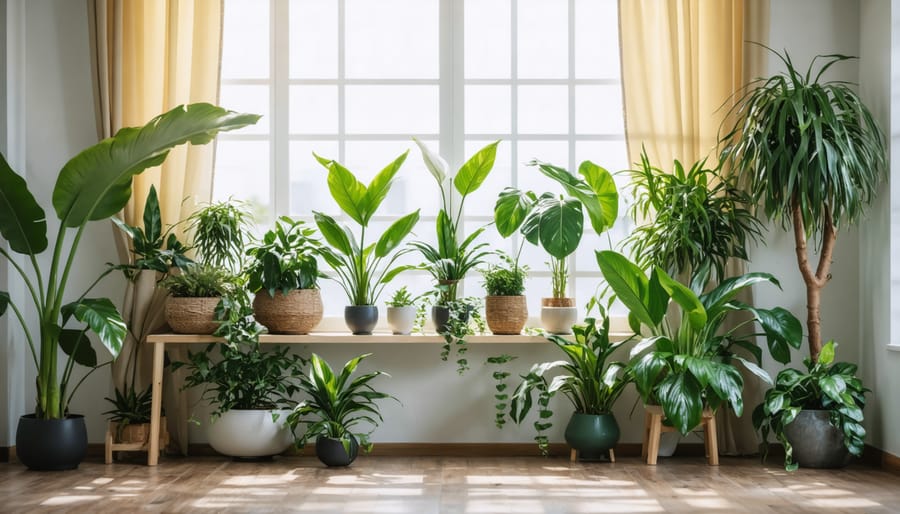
[791,199,836,362]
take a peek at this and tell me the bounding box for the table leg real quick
[148,341,165,466]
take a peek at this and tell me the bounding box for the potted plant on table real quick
[720,49,886,467]
[508,307,631,459]
[161,263,241,334]
[385,286,417,335]
[312,152,420,335]
[287,353,397,467]
[481,253,528,335]
[246,216,324,334]
[493,160,618,334]
[0,103,257,470]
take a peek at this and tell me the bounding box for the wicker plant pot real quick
[485,295,528,335]
[165,296,220,334]
[542,297,575,308]
[253,289,324,334]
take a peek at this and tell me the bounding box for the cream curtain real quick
[89,0,224,454]
[618,0,769,455]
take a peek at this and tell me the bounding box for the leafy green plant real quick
[623,148,762,288]
[287,353,397,454]
[246,216,322,297]
[412,139,498,304]
[423,293,486,374]
[103,385,153,427]
[597,250,803,434]
[0,103,257,419]
[112,185,192,277]
[481,255,527,296]
[486,354,517,429]
[720,48,887,360]
[385,286,415,307]
[509,311,631,454]
[753,341,868,471]
[187,198,254,272]
[312,152,420,306]
[494,160,618,299]
[161,263,240,298]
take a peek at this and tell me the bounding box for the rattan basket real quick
[485,295,528,335]
[165,296,220,334]
[253,289,324,334]
[542,297,575,308]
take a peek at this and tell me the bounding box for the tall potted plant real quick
[0,103,257,469]
[313,152,420,334]
[493,160,618,333]
[721,50,885,467]
[246,217,324,334]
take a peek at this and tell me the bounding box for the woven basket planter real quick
[253,289,323,334]
[542,297,575,308]
[485,295,528,335]
[165,296,220,334]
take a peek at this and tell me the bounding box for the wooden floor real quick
[1,455,898,513]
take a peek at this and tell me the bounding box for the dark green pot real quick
[564,412,619,461]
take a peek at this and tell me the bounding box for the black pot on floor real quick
[783,409,852,468]
[344,305,378,335]
[316,434,360,467]
[16,414,87,470]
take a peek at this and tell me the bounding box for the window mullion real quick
[272,0,289,218]
[567,0,577,298]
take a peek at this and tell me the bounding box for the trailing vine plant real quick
[486,354,517,429]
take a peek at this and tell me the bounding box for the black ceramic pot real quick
[16,414,87,470]
[315,434,360,467]
[431,305,471,334]
[783,409,852,468]
[344,305,378,335]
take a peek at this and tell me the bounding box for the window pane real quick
[345,0,439,79]
[345,86,439,134]
[575,0,620,79]
[289,140,339,216]
[517,0,568,79]
[222,0,269,79]
[344,140,440,217]
[575,141,629,176]
[465,85,511,134]
[213,141,271,213]
[463,140,512,216]
[464,0,511,79]
[219,85,270,135]
[290,86,338,134]
[526,275,552,314]
[290,0,338,79]
[575,85,626,135]
[517,141,569,193]
[518,85,569,134]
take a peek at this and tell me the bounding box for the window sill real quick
[886,345,900,353]
[146,331,633,344]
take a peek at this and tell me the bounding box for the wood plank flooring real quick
[1,455,898,513]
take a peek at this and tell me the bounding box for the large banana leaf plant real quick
[596,250,803,434]
[313,152,420,305]
[0,103,259,419]
[494,160,618,298]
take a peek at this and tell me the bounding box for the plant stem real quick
[791,198,834,361]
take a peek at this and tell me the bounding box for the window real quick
[215,0,628,324]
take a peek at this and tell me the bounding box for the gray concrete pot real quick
[783,409,851,468]
[344,305,379,335]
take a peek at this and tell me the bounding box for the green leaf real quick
[142,185,162,244]
[657,372,703,435]
[494,188,534,238]
[704,361,744,416]
[62,298,125,359]
[380,265,417,284]
[631,351,668,402]
[655,267,707,331]
[819,374,847,404]
[454,141,499,197]
[0,152,48,255]
[374,210,420,258]
[0,291,7,317]
[596,250,657,328]
[363,151,409,224]
[578,160,618,230]
[536,196,583,259]
[818,340,836,365]
[314,212,353,256]
[53,103,259,227]
[59,329,98,367]
[325,160,368,226]
[701,272,780,315]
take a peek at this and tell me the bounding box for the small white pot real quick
[207,409,292,458]
[541,306,578,334]
[386,305,417,335]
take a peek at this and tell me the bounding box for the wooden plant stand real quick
[641,405,718,466]
[105,418,169,464]
[570,447,616,463]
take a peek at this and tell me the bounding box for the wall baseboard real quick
[863,445,900,475]
[1,447,8,463]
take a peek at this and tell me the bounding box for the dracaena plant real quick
[0,103,258,419]
[596,250,803,434]
[494,160,618,299]
[313,152,420,306]
[412,139,498,304]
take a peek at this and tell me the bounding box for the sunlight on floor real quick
[41,495,103,506]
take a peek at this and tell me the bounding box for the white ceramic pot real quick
[540,306,578,334]
[386,306,417,335]
[207,409,293,458]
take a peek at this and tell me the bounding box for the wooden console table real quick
[143,332,549,466]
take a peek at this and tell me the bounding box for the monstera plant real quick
[0,103,257,470]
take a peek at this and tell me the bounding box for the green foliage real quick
[287,353,397,453]
[0,102,257,419]
[753,341,868,471]
[112,185,193,276]
[597,250,803,434]
[412,139,498,303]
[313,152,420,306]
[246,216,322,297]
[721,48,886,235]
[103,385,153,426]
[187,198,253,272]
[623,149,762,287]
[510,312,631,454]
[481,256,527,296]
[429,295,485,374]
[161,264,241,298]
[486,354,517,429]
[385,286,415,307]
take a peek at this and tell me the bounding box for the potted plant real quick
[596,250,802,435]
[246,216,324,334]
[312,152,420,334]
[753,341,867,471]
[721,50,885,467]
[493,160,618,334]
[411,139,497,327]
[385,286,417,335]
[509,308,631,459]
[481,254,528,335]
[161,263,241,334]
[186,197,253,273]
[0,103,256,470]
[172,292,306,459]
[287,353,396,467]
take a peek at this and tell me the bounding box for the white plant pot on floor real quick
[207,409,293,458]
